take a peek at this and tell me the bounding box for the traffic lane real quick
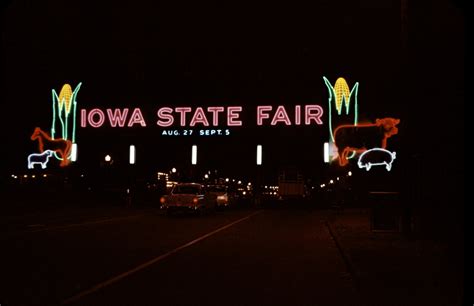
[71,209,361,306]
[0,205,151,236]
[0,208,257,306]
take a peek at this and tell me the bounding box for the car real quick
[207,184,234,208]
[160,183,215,215]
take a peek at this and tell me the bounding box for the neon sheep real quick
[28,150,54,169]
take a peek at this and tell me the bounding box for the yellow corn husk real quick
[58,84,73,114]
[334,77,351,113]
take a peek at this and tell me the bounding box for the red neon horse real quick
[30,127,72,167]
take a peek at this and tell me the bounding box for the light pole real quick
[191,145,197,181]
[255,145,263,207]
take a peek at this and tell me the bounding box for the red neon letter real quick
[157,107,174,127]
[81,109,87,127]
[207,107,224,126]
[295,105,301,125]
[175,107,192,127]
[88,108,105,128]
[271,105,291,125]
[107,108,129,127]
[190,107,210,127]
[257,106,272,125]
[305,105,324,125]
[227,106,242,126]
[128,108,147,127]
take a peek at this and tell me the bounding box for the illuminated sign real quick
[322,76,400,167]
[129,145,136,165]
[256,145,262,165]
[30,127,72,167]
[256,105,323,126]
[52,83,81,142]
[358,148,396,171]
[191,145,197,165]
[28,150,54,169]
[79,105,324,129]
[77,105,325,137]
[71,143,78,162]
[323,77,359,143]
[333,118,400,166]
[80,108,146,128]
[323,142,329,163]
[27,83,81,169]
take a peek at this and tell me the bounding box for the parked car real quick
[160,183,214,214]
[207,184,234,208]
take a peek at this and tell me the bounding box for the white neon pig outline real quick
[357,148,396,171]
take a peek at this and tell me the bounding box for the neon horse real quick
[30,127,72,167]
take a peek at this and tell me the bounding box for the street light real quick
[256,145,262,165]
[204,174,209,179]
[71,143,78,162]
[172,167,177,173]
[191,145,197,165]
[129,145,136,165]
[323,142,329,163]
[105,155,111,162]
[348,171,352,176]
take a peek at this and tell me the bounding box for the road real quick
[0,206,361,306]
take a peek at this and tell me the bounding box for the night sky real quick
[0,0,464,189]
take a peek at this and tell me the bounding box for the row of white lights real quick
[11,174,48,179]
[102,144,263,166]
[320,171,352,188]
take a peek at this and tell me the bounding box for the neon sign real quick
[323,76,400,167]
[256,105,323,126]
[28,150,54,169]
[52,83,82,142]
[323,77,359,143]
[358,148,396,171]
[30,127,72,167]
[333,118,400,166]
[80,105,324,128]
[27,83,81,169]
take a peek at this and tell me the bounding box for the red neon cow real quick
[333,118,400,166]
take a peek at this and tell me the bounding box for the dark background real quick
[0,0,464,197]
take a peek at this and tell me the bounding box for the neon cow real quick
[358,148,396,171]
[30,127,72,167]
[333,118,400,166]
[28,150,54,169]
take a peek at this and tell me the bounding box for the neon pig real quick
[156,106,242,127]
[81,108,147,128]
[257,105,324,126]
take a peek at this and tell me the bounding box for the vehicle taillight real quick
[193,197,199,204]
[160,197,166,204]
[217,194,228,202]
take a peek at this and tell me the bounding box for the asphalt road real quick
[0,206,361,306]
